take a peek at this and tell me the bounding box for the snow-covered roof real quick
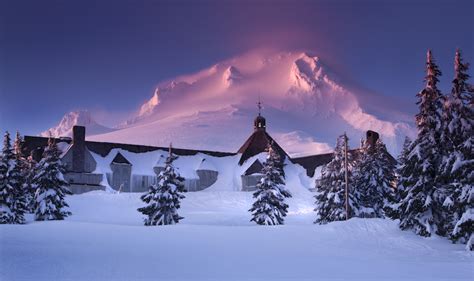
[111,152,132,165]
[154,154,166,168]
[196,158,217,171]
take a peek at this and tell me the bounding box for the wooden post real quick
[344,132,349,220]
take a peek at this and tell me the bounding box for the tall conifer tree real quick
[314,134,359,224]
[397,50,446,237]
[441,49,474,249]
[0,132,16,223]
[10,132,28,223]
[354,139,396,218]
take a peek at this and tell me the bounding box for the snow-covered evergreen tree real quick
[385,136,412,220]
[396,136,412,199]
[10,132,28,223]
[441,49,474,249]
[397,50,447,237]
[0,132,16,224]
[33,137,72,221]
[24,154,38,213]
[138,145,186,225]
[314,134,359,224]
[354,139,396,218]
[249,143,292,225]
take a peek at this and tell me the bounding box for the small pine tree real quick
[138,144,186,225]
[34,137,72,221]
[442,49,474,248]
[314,134,359,224]
[0,132,16,224]
[354,139,396,218]
[397,50,446,237]
[249,143,292,225]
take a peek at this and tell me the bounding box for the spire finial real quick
[257,96,262,116]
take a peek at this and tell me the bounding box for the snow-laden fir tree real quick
[249,143,292,225]
[33,137,72,221]
[24,154,37,213]
[353,139,396,218]
[0,132,16,223]
[440,49,474,249]
[397,50,447,237]
[138,144,186,226]
[10,132,28,223]
[314,134,360,224]
[395,136,412,199]
[385,136,412,220]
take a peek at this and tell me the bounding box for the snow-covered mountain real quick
[54,50,415,156]
[42,110,115,138]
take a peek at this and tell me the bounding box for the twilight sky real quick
[1,0,473,135]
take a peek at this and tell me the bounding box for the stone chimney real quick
[366,130,379,149]
[72,126,86,172]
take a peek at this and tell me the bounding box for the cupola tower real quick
[254,99,266,131]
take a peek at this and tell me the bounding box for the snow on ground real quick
[1,190,472,281]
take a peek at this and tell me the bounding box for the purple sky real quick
[1,0,473,135]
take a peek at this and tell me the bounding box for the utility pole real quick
[344,132,349,220]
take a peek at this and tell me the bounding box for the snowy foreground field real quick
[1,191,472,281]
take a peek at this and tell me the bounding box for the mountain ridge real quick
[44,49,416,157]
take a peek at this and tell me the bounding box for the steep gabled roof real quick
[111,152,131,165]
[291,153,334,177]
[237,130,288,165]
[244,159,264,176]
[291,148,397,178]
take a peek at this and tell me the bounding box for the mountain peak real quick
[139,89,161,117]
[288,52,347,98]
[223,66,243,87]
[84,49,414,155]
[42,110,114,137]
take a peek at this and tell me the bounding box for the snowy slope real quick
[42,110,115,137]
[86,50,414,156]
[1,190,471,281]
